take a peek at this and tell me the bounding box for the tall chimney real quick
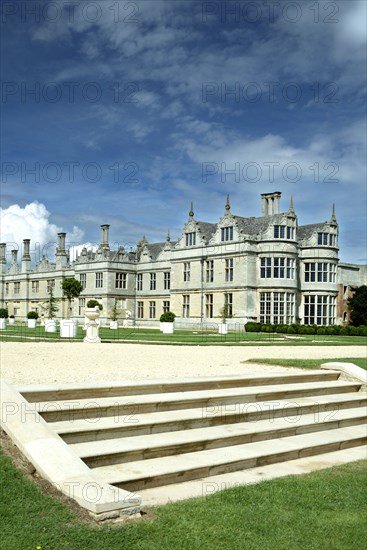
[56,232,67,269]
[57,232,66,253]
[22,239,31,272]
[0,243,6,274]
[261,192,281,216]
[100,224,110,250]
[11,249,18,265]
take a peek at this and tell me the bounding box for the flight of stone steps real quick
[19,370,367,504]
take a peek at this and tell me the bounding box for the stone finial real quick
[331,203,337,223]
[166,229,171,242]
[288,195,295,215]
[225,194,231,212]
[189,201,194,219]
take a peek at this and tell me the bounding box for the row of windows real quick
[259,292,296,324]
[304,263,336,283]
[260,258,295,279]
[205,293,233,318]
[317,233,336,246]
[273,225,295,239]
[304,295,336,325]
[137,300,170,319]
[136,272,171,291]
[184,224,297,245]
[5,279,56,295]
[183,259,234,283]
[184,227,234,246]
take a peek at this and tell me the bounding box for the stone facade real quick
[1,192,365,327]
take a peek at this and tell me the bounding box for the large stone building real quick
[1,192,366,327]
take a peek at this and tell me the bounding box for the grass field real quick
[0,324,366,346]
[1,447,366,550]
[245,357,367,370]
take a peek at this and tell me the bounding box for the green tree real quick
[41,287,59,319]
[61,278,83,319]
[347,285,367,326]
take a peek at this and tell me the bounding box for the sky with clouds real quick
[1,0,366,263]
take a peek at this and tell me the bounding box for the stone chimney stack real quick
[56,232,68,269]
[261,192,281,216]
[0,243,6,274]
[100,224,110,250]
[11,249,18,266]
[22,239,31,272]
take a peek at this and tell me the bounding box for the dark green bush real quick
[0,308,8,318]
[86,299,103,310]
[245,322,261,332]
[27,311,38,319]
[160,311,176,322]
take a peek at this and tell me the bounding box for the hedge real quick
[244,322,367,337]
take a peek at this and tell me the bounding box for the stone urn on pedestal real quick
[83,306,101,343]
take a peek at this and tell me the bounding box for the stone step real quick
[137,446,367,507]
[56,392,367,443]
[95,425,367,492]
[38,381,361,422]
[71,407,367,468]
[17,370,340,402]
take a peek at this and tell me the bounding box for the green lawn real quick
[245,357,367,370]
[0,324,366,346]
[0,448,366,550]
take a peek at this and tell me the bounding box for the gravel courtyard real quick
[1,342,365,385]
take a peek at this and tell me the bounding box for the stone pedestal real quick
[83,307,101,344]
[60,319,78,338]
[218,323,228,334]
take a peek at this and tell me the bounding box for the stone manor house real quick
[1,192,366,328]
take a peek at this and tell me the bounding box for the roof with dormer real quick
[297,223,328,241]
[143,241,177,260]
[195,221,217,242]
[233,212,286,237]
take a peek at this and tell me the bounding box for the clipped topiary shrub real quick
[275,324,288,334]
[160,311,176,322]
[245,322,261,332]
[27,311,39,319]
[86,299,103,310]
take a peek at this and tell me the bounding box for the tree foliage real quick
[347,285,367,326]
[61,278,83,319]
[41,287,59,319]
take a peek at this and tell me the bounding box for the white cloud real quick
[0,201,84,263]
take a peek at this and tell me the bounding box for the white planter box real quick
[9,318,15,326]
[45,319,57,333]
[27,319,37,329]
[110,321,118,329]
[60,319,78,338]
[0,318,6,330]
[161,322,174,334]
[218,323,228,334]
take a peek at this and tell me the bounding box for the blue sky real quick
[1,0,366,263]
